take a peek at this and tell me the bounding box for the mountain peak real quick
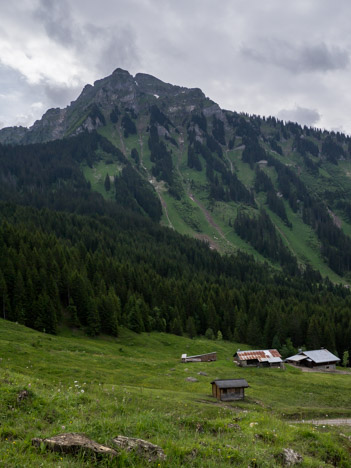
[112,67,131,76]
[0,68,216,144]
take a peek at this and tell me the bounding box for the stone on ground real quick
[112,435,166,462]
[32,433,117,458]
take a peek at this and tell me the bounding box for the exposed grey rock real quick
[156,124,169,137]
[112,435,166,462]
[195,423,204,433]
[197,371,208,376]
[17,390,30,402]
[32,433,117,458]
[186,377,198,382]
[195,135,203,143]
[280,448,303,466]
[227,423,241,430]
[0,67,218,145]
[202,104,222,118]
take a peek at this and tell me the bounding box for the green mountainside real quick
[2,68,351,281]
[2,69,351,467]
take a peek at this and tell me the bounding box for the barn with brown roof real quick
[233,349,283,368]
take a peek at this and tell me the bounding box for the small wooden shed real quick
[211,378,249,401]
[181,352,217,363]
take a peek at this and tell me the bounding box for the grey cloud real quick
[44,83,82,107]
[242,40,349,73]
[277,106,321,127]
[83,24,139,75]
[33,0,139,76]
[34,0,75,47]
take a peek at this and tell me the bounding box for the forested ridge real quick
[1,198,351,359]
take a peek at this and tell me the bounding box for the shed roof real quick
[286,349,340,364]
[234,349,282,362]
[182,352,216,359]
[302,349,340,364]
[286,354,307,362]
[211,378,249,389]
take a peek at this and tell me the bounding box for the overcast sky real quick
[1,0,351,133]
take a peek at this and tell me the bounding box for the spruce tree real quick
[186,316,196,338]
[104,174,111,191]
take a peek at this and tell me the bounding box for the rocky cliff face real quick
[0,68,218,145]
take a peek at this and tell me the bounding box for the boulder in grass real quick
[112,435,166,462]
[17,390,30,402]
[280,448,303,466]
[32,433,117,458]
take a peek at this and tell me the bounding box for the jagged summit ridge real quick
[0,68,217,145]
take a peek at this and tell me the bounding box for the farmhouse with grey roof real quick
[285,349,340,370]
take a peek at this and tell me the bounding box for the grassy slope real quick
[84,119,351,282]
[1,320,351,467]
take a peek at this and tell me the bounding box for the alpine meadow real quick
[1,68,351,467]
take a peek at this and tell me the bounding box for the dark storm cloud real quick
[242,40,349,73]
[277,106,321,127]
[33,0,139,77]
[34,0,75,47]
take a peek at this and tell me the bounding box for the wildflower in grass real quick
[81,389,84,393]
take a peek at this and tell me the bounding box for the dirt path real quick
[137,127,174,230]
[175,132,233,251]
[300,367,351,375]
[117,127,127,156]
[224,149,234,173]
[189,192,229,245]
[296,418,351,426]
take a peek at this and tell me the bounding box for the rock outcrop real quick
[32,433,117,458]
[280,448,303,466]
[112,435,166,462]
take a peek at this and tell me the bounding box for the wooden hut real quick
[211,379,249,401]
[181,352,217,363]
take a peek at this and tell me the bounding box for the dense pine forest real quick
[2,200,351,357]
